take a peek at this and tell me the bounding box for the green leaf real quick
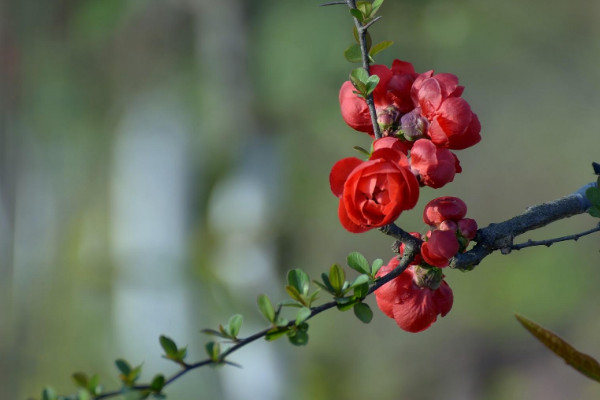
[365,75,380,95]
[205,341,221,362]
[356,1,371,17]
[288,269,310,296]
[344,43,362,63]
[228,314,243,338]
[89,374,102,395]
[349,8,364,22]
[348,274,370,290]
[320,272,334,292]
[295,307,312,325]
[257,294,275,323]
[354,282,369,298]
[589,206,600,218]
[515,314,600,382]
[371,0,384,15]
[150,374,165,392]
[350,67,369,85]
[159,335,178,357]
[72,372,89,388]
[347,252,370,274]
[353,302,373,323]
[77,389,91,400]
[586,186,600,206]
[288,330,309,346]
[371,258,384,276]
[200,328,230,339]
[329,264,346,294]
[265,327,288,341]
[42,387,57,400]
[278,299,303,308]
[369,40,393,57]
[275,316,289,327]
[115,359,131,376]
[176,347,188,361]
[285,285,305,305]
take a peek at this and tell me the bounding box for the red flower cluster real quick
[375,257,453,333]
[332,59,481,332]
[338,59,480,192]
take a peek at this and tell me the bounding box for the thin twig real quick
[511,224,600,251]
[345,0,382,139]
[319,1,346,5]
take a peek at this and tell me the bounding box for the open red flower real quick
[375,257,453,333]
[330,146,419,233]
[411,71,481,150]
[423,196,468,227]
[421,229,460,267]
[409,139,461,188]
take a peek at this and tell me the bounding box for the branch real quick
[345,0,382,139]
[510,223,600,251]
[89,253,416,400]
[449,182,598,270]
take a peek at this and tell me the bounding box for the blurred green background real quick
[1,0,599,399]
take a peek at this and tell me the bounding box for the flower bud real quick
[423,196,468,226]
[377,106,401,137]
[400,109,429,141]
[458,218,478,240]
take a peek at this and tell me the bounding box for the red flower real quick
[421,229,460,267]
[411,71,481,150]
[409,139,461,188]
[330,146,419,233]
[339,60,418,136]
[423,196,468,227]
[375,257,453,333]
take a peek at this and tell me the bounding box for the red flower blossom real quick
[409,139,461,188]
[411,71,481,150]
[375,257,453,333]
[421,229,460,267]
[330,146,419,233]
[423,196,468,227]
[339,60,418,136]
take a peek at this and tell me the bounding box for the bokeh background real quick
[1,0,599,399]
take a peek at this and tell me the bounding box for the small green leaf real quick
[42,387,57,400]
[371,258,384,276]
[356,1,371,17]
[265,327,288,341]
[336,297,356,311]
[320,272,334,292]
[353,146,370,156]
[371,0,385,15]
[115,359,131,376]
[129,364,143,383]
[353,282,369,299]
[159,335,178,357]
[350,67,369,85]
[150,374,165,392]
[589,206,600,218]
[295,307,312,325]
[76,389,91,400]
[329,264,346,294]
[288,269,310,296]
[516,314,600,382]
[89,374,102,395]
[369,40,393,58]
[279,299,303,308]
[586,186,600,206]
[285,285,305,305]
[288,330,309,346]
[205,341,221,362]
[347,252,370,274]
[348,274,369,290]
[364,75,380,95]
[228,314,243,338]
[200,328,230,339]
[349,8,364,21]
[72,372,89,388]
[275,316,289,327]
[354,302,373,323]
[257,294,275,322]
[176,347,188,361]
[344,43,362,63]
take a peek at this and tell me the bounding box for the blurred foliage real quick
[1,0,599,399]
